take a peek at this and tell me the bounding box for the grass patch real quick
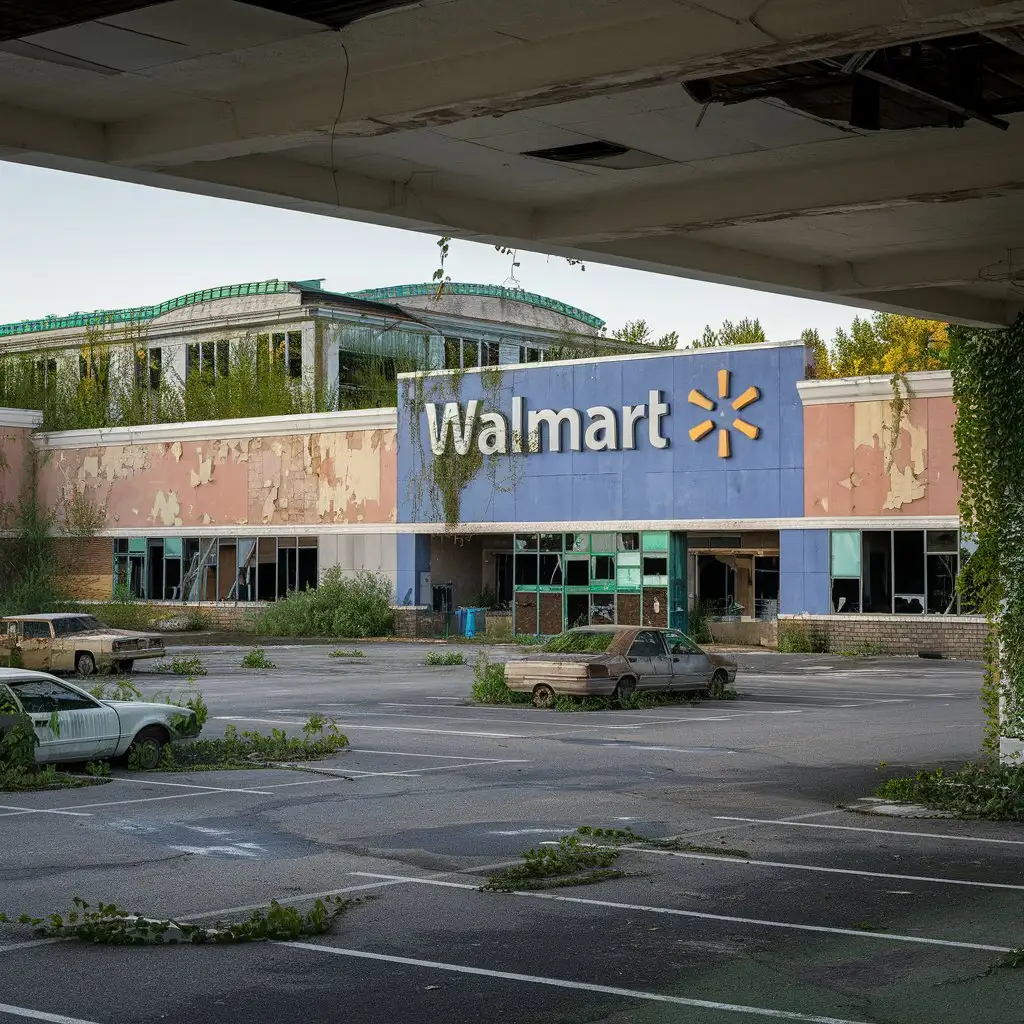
[876,761,1024,820]
[483,835,623,891]
[167,655,207,677]
[425,650,466,666]
[91,595,160,632]
[329,648,365,658]
[0,894,357,945]
[0,764,107,793]
[838,642,884,658]
[84,761,111,778]
[241,647,276,670]
[574,826,749,858]
[148,716,348,772]
[469,654,531,705]
[553,688,737,712]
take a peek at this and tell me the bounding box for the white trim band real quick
[35,408,397,449]
[0,407,44,429]
[798,370,952,405]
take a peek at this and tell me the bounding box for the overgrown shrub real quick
[425,650,465,666]
[252,568,395,638]
[777,619,829,653]
[241,648,275,669]
[93,588,158,631]
[170,655,207,677]
[470,653,530,705]
[687,603,714,645]
[877,762,1024,820]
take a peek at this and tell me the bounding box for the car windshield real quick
[542,631,615,654]
[51,616,104,637]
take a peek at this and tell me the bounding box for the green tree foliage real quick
[816,313,949,379]
[612,319,679,349]
[948,321,1024,750]
[691,317,767,349]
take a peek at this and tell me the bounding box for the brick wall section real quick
[55,538,113,601]
[780,614,987,659]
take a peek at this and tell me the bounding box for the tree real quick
[831,313,948,378]
[690,317,767,348]
[801,327,833,378]
[613,320,679,349]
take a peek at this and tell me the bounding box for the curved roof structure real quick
[345,283,606,331]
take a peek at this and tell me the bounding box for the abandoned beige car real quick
[504,625,737,708]
[0,613,165,676]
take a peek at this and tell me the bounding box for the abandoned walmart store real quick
[0,278,979,655]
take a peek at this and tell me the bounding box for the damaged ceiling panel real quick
[684,29,1024,132]
[0,0,416,42]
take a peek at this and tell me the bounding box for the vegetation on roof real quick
[542,631,616,654]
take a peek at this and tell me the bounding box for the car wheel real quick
[532,684,555,709]
[76,652,96,677]
[705,669,729,699]
[127,726,167,770]
[614,676,637,705]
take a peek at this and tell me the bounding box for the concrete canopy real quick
[4,1,1024,325]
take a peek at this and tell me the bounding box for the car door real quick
[626,630,673,691]
[7,676,121,762]
[16,621,53,670]
[662,630,711,692]
[49,618,78,673]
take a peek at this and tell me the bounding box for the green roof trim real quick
[0,279,295,339]
[345,283,606,330]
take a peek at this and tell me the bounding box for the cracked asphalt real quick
[2,643,1021,1024]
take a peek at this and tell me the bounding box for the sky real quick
[0,162,872,342]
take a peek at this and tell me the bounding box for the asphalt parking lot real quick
[2,643,1020,1024]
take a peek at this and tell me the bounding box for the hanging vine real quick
[948,320,1024,751]
[402,364,525,530]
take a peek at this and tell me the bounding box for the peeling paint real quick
[190,454,214,488]
[151,490,182,527]
[171,441,182,462]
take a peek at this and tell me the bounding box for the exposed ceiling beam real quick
[0,101,104,163]
[822,246,1024,293]
[844,286,1017,326]
[103,1,1024,167]
[533,135,1024,243]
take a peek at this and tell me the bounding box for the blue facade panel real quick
[397,343,808,525]
[780,529,830,614]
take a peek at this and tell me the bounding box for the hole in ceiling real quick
[522,140,672,169]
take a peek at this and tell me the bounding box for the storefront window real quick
[829,529,961,615]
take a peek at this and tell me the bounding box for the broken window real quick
[830,531,860,613]
[592,555,615,582]
[926,531,959,614]
[539,553,563,586]
[514,552,539,586]
[482,342,501,366]
[565,558,589,586]
[861,531,892,613]
[893,530,925,614]
[287,331,302,379]
[444,337,461,369]
[461,339,479,369]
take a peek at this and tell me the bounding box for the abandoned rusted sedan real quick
[504,625,737,708]
[0,613,165,676]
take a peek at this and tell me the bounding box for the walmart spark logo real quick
[687,369,761,458]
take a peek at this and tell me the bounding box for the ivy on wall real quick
[402,365,524,530]
[949,320,1024,750]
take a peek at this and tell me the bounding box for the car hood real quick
[100,699,188,716]
[83,629,162,641]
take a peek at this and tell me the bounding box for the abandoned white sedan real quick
[0,669,201,767]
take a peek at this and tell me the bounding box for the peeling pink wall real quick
[804,396,959,517]
[0,426,34,524]
[37,429,397,530]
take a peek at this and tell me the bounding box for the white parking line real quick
[213,717,526,739]
[285,943,873,1023]
[262,760,529,786]
[351,874,1012,953]
[0,1004,102,1024]
[629,847,1024,891]
[0,806,93,818]
[716,817,1024,846]
[110,777,273,796]
[353,748,520,761]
